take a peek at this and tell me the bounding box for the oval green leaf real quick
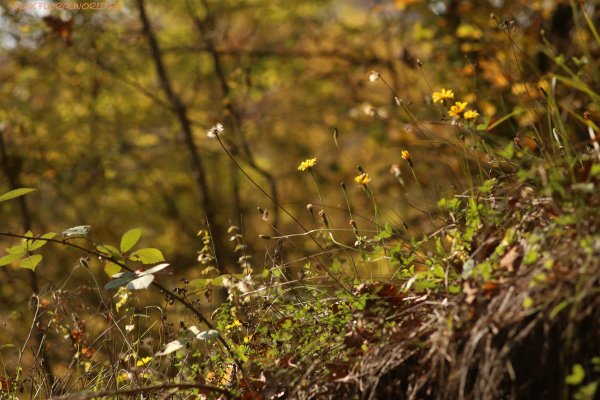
[0,253,25,266]
[129,248,165,264]
[120,229,141,253]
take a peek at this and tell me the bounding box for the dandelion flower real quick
[432,88,455,104]
[448,102,468,117]
[298,158,317,171]
[207,123,224,138]
[369,71,380,82]
[464,110,480,120]
[354,173,371,185]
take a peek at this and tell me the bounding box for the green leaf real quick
[129,248,165,264]
[5,246,25,255]
[188,279,212,288]
[120,229,141,253]
[565,364,585,385]
[29,232,57,251]
[212,275,228,286]
[104,262,122,277]
[0,188,36,203]
[156,339,189,356]
[433,265,445,279]
[97,244,121,257]
[19,255,42,271]
[0,253,25,266]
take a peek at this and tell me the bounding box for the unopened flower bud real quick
[318,210,328,228]
[369,71,380,82]
[307,204,313,213]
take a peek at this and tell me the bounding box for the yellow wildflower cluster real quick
[464,110,480,120]
[448,102,467,117]
[401,150,411,160]
[298,158,317,171]
[433,89,480,122]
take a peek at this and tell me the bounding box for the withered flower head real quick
[207,123,224,138]
[318,210,328,227]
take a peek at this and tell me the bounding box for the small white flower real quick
[207,123,224,138]
[369,71,380,82]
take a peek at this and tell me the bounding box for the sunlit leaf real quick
[29,232,57,251]
[126,274,154,290]
[97,244,121,257]
[188,278,212,288]
[5,246,25,255]
[120,229,141,253]
[156,338,189,356]
[129,248,165,264]
[19,255,43,271]
[138,263,169,276]
[0,253,25,266]
[0,188,36,203]
[104,262,122,277]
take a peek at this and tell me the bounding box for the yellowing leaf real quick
[0,253,25,266]
[19,255,43,271]
[0,188,36,203]
[129,248,165,264]
[104,262,122,277]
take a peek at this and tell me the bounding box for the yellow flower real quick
[464,110,480,120]
[432,88,454,104]
[401,151,411,160]
[354,173,371,185]
[298,158,317,171]
[136,357,153,366]
[448,102,468,117]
